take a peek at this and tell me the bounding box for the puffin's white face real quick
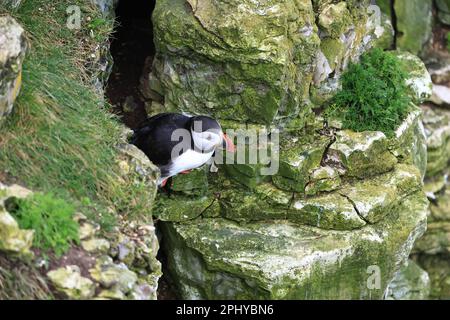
[192,130,222,153]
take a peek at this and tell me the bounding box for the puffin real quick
[131,113,235,186]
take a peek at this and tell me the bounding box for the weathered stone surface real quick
[81,238,110,254]
[170,167,209,196]
[273,131,331,192]
[0,183,34,257]
[78,222,98,241]
[152,0,319,125]
[161,193,428,299]
[151,0,378,125]
[436,0,450,25]
[338,164,422,224]
[1,0,22,9]
[90,0,118,18]
[90,256,138,294]
[116,143,160,211]
[0,16,27,122]
[414,254,450,300]
[371,12,394,50]
[325,108,426,180]
[430,85,450,107]
[393,0,433,55]
[390,109,428,179]
[426,54,450,85]
[395,52,432,104]
[386,260,430,300]
[305,166,341,195]
[0,205,34,257]
[47,266,96,300]
[414,222,450,255]
[328,130,397,179]
[129,278,158,300]
[422,106,450,178]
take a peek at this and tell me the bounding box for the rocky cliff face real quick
[0,15,27,123]
[148,0,432,299]
[378,0,450,300]
[2,0,450,300]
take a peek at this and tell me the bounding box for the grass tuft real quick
[11,193,79,257]
[325,48,411,137]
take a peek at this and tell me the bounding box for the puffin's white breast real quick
[168,149,214,177]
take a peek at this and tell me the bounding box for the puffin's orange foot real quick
[180,170,192,174]
[161,178,168,187]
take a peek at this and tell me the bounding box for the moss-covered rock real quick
[413,254,450,299]
[422,106,450,178]
[395,52,432,104]
[328,130,397,179]
[151,0,320,125]
[393,0,433,55]
[0,15,27,123]
[0,183,34,258]
[161,193,428,299]
[436,0,450,25]
[385,260,430,300]
[47,265,96,300]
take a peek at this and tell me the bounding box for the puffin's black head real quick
[189,116,235,153]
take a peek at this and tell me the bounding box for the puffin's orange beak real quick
[221,133,236,153]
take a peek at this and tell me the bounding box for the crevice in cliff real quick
[339,193,372,225]
[104,0,178,300]
[106,0,156,129]
[390,0,398,49]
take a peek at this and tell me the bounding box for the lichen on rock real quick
[0,15,27,123]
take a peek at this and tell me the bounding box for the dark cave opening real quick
[106,0,177,300]
[106,0,156,129]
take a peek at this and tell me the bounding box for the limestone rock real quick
[327,108,427,180]
[116,143,160,211]
[393,0,433,55]
[386,260,430,300]
[90,0,118,18]
[47,266,96,300]
[426,54,450,85]
[328,130,397,179]
[0,205,34,257]
[371,12,395,50]
[2,0,22,9]
[161,193,428,299]
[81,238,110,254]
[115,235,136,266]
[273,132,331,192]
[422,106,450,178]
[436,0,450,25]
[78,222,98,241]
[0,183,34,257]
[90,256,138,294]
[305,166,341,195]
[430,85,450,107]
[0,16,27,122]
[414,222,450,255]
[395,52,432,104]
[414,254,450,299]
[151,0,376,125]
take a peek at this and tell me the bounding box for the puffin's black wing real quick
[131,113,192,167]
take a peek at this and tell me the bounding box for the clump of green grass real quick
[325,48,411,137]
[11,193,79,257]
